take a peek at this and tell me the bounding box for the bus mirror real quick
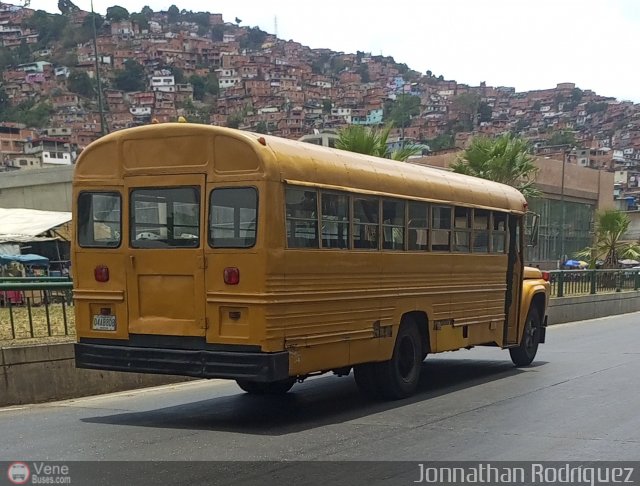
[527,212,539,247]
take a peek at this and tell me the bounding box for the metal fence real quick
[0,278,74,340]
[548,269,640,298]
[1,270,638,341]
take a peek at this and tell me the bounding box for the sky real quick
[25,0,640,103]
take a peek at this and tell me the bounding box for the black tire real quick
[353,363,381,398]
[509,306,541,366]
[374,320,423,399]
[236,378,295,395]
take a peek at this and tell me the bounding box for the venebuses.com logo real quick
[7,462,30,485]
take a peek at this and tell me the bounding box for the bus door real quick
[504,214,523,345]
[125,174,207,337]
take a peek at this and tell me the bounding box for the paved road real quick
[1,313,639,482]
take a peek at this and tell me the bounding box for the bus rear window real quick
[130,187,200,248]
[209,187,258,248]
[77,192,121,248]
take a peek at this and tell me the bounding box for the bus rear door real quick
[125,174,207,337]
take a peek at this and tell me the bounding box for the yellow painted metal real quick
[72,124,548,377]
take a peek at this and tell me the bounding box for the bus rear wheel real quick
[509,306,541,366]
[374,321,422,400]
[236,378,295,395]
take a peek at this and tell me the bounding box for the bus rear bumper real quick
[75,342,290,382]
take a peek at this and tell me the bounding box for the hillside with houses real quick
[0,1,639,203]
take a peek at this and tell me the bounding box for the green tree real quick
[322,99,332,114]
[451,133,540,198]
[211,24,225,42]
[106,5,129,22]
[240,27,267,51]
[548,130,576,146]
[575,210,640,268]
[14,40,31,64]
[335,125,422,161]
[0,47,14,70]
[23,10,68,48]
[0,86,9,113]
[130,12,149,30]
[167,4,180,23]
[57,0,79,14]
[189,74,205,100]
[114,59,146,92]
[452,92,481,128]
[141,5,153,17]
[478,101,492,122]
[426,133,454,152]
[387,94,420,131]
[67,69,94,98]
[357,63,370,83]
[205,72,219,96]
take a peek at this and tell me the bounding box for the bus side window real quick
[353,197,379,249]
[321,192,349,249]
[431,205,452,251]
[473,208,490,252]
[408,202,429,251]
[492,211,508,253]
[285,187,318,248]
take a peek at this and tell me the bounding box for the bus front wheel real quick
[509,306,541,366]
[236,378,295,395]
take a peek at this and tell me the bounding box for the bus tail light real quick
[224,267,240,285]
[541,271,550,282]
[94,265,110,282]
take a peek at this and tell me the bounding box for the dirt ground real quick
[0,306,76,346]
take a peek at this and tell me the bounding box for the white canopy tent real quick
[0,208,72,243]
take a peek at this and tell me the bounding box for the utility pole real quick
[559,149,569,266]
[91,0,107,136]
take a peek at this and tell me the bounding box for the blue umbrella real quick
[563,259,581,268]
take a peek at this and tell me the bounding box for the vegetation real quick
[67,69,94,98]
[451,133,541,198]
[548,130,576,146]
[386,95,421,132]
[575,210,640,268]
[114,60,146,92]
[0,99,54,127]
[335,125,422,161]
[106,5,129,22]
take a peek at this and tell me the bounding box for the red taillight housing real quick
[223,267,240,285]
[94,265,110,282]
[541,271,550,282]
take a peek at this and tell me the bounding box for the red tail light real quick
[541,271,550,282]
[224,267,240,285]
[94,265,110,282]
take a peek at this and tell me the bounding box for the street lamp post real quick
[91,0,107,136]
[559,148,572,266]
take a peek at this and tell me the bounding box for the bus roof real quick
[75,124,527,213]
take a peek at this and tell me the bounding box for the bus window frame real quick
[129,185,201,249]
[208,186,259,249]
[77,190,123,249]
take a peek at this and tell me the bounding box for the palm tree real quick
[451,133,541,198]
[575,209,640,268]
[335,125,422,162]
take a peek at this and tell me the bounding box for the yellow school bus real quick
[72,123,549,399]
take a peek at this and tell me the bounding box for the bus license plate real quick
[92,314,116,331]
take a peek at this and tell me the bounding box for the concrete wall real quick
[547,291,640,325]
[0,166,73,211]
[0,343,189,407]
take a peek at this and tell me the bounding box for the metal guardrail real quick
[548,269,640,297]
[0,279,74,340]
